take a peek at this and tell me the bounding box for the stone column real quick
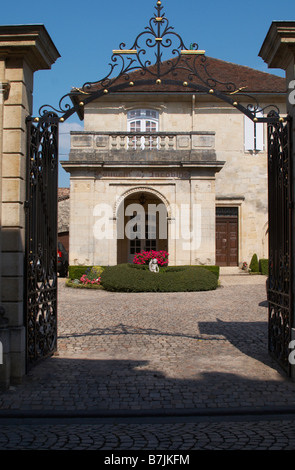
[0,63,11,389]
[259,21,295,379]
[0,61,10,307]
[0,25,60,388]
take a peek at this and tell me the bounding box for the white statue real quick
[149,258,159,273]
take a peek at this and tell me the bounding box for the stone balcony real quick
[68,131,218,165]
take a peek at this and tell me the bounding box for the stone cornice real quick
[259,21,295,70]
[0,24,60,71]
[61,160,225,175]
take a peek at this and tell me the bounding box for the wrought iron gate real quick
[267,116,293,375]
[25,115,59,370]
[23,0,291,374]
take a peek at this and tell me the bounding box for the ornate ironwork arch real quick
[28,0,283,125]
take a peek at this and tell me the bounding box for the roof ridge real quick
[77,54,286,96]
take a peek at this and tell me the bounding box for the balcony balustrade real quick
[70,131,215,152]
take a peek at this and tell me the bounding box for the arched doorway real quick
[117,190,168,264]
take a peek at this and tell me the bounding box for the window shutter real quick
[244,110,264,151]
[255,111,264,151]
[244,115,254,151]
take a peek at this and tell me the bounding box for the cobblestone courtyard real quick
[1,274,295,412]
[1,274,295,450]
[0,276,295,411]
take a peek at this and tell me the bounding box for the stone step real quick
[219,266,247,275]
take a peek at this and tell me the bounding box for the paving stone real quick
[1,274,295,450]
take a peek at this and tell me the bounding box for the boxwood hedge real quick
[259,258,269,275]
[100,263,218,292]
[249,253,259,273]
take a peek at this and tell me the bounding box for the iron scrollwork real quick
[35,0,283,124]
[25,116,59,368]
[267,116,293,375]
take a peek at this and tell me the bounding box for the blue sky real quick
[2,0,294,187]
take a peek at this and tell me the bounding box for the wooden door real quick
[216,212,238,266]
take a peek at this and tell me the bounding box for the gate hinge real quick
[24,201,30,210]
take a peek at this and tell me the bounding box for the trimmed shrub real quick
[249,254,259,273]
[100,263,218,292]
[130,263,219,278]
[199,265,220,279]
[68,266,91,280]
[259,259,269,275]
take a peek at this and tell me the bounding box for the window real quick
[127,109,159,149]
[244,109,264,152]
[216,207,238,218]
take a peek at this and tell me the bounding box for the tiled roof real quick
[86,56,286,95]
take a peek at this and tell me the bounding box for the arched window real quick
[127,109,159,149]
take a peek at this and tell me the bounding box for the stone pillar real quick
[259,21,295,379]
[0,25,60,388]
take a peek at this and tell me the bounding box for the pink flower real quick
[80,273,101,285]
[133,250,169,266]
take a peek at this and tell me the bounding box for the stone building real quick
[62,56,285,269]
[58,187,70,253]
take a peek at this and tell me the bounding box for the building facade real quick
[62,57,286,268]
[58,187,70,253]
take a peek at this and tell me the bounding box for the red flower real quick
[133,250,169,266]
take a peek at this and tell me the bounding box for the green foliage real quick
[249,254,259,273]
[100,264,218,292]
[198,265,220,279]
[259,259,269,275]
[87,266,104,279]
[68,265,105,280]
[68,266,91,280]
[130,263,219,278]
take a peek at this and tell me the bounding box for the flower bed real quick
[66,261,219,292]
[66,266,103,289]
[133,250,169,266]
[80,273,101,286]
